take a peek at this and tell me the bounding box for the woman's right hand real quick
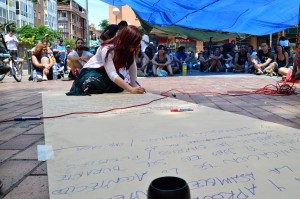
[130,86,146,94]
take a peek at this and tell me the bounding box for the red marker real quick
[170,107,193,112]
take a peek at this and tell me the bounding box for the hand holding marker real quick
[135,80,146,93]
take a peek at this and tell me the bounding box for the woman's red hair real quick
[101,25,142,69]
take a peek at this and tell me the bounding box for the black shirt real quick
[257,50,274,64]
[237,52,248,65]
[100,24,118,41]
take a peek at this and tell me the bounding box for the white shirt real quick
[84,45,137,86]
[68,50,93,66]
[141,34,149,52]
[5,33,18,50]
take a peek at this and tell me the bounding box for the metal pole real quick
[269,34,272,49]
[86,0,89,47]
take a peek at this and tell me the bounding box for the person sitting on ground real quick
[31,40,53,55]
[64,45,73,73]
[68,38,93,79]
[66,25,146,96]
[100,20,128,41]
[232,45,250,72]
[144,46,154,75]
[174,46,189,64]
[221,46,234,71]
[167,48,181,74]
[151,44,173,76]
[274,45,289,74]
[31,43,54,81]
[148,42,157,54]
[208,46,223,72]
[89,33,99,54]
[199,47,210,72]
[52,37,66,67]
[187,51,200,70]
[279,55,300,82]
[136,46,150,76]
[253,42,276,76]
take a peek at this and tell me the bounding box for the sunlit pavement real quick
[0,72,299,198]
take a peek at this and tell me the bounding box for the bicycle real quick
[0,23,22,82]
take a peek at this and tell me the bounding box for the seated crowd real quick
[27,29,299,83]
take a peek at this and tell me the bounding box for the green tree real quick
[16,25,61,47]
[99,19,109,30]
[63,38,76,49]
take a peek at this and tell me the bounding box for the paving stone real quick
[3,176,48,199]
[0,135,43,150]
[12,140,44,160]
[32,162,47,175]
[0,160,39,194]
[217,105,244,112]
[0,126,28,142]
[24,124,44,135]
[0,150,19,163]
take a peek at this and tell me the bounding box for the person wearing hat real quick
[52,37,66,69]
[44,34,50,46]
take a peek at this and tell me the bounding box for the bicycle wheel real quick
[0,73,5,81]
[12,61,22,82]
[0,60,7,81]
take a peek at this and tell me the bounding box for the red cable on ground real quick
[0,81,297,123]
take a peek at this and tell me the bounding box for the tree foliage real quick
[99,19,109,30]
[16,25,61,47]
[62,38,76,49]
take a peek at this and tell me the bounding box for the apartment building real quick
[57,0,87,40]
[33,0,57,30]
[0,0,34,28]
[0,0,57,30]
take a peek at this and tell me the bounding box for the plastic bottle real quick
[189,62,193,74]
[32,69,37,82]
[53,66,58,80]
[182,61,187,75]
[245,61,248,73]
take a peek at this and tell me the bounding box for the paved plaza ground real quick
[0,72,299,198]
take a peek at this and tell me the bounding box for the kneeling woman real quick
[31,43,54,81]
[66,25,146,95]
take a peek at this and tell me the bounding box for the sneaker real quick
[37,75,43,82]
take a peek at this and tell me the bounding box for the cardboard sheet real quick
[43,92,300,199]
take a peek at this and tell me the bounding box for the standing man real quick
[100,21,128,41]
[4,28,18,56]
[140,28,149,52]
[68,38,93,79]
